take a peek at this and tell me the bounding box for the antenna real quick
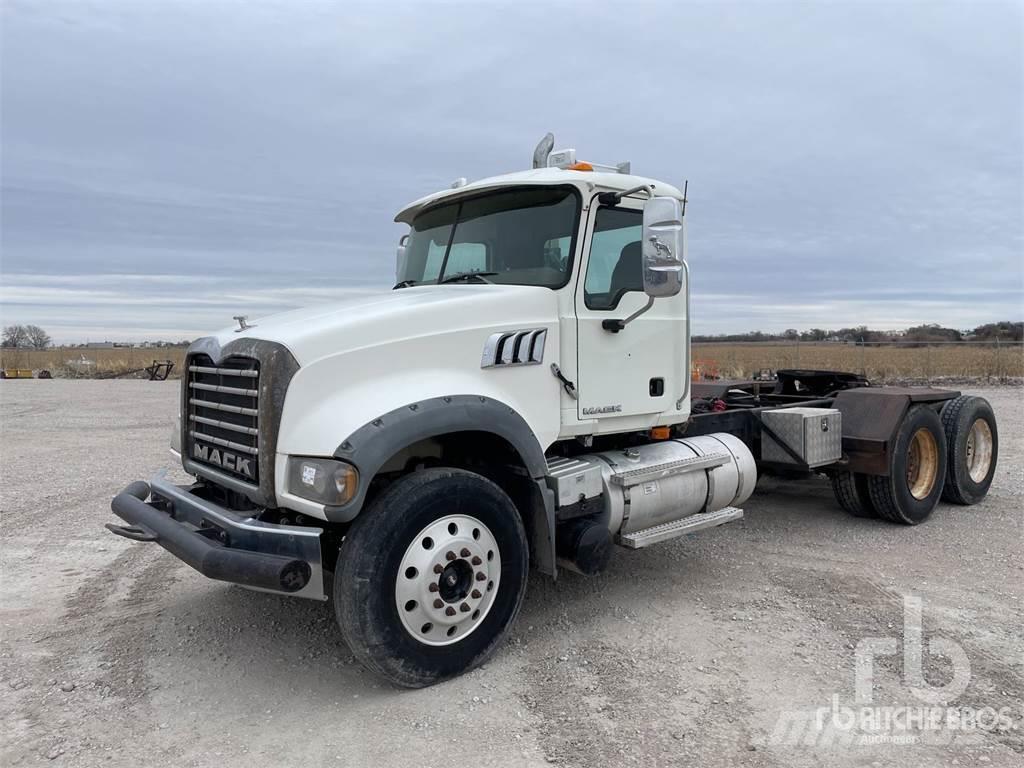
[681,180,689,217]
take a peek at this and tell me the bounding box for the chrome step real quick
[618,506,743,549]
[609,452,730,486]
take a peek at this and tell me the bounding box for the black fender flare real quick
[328,395,556,574]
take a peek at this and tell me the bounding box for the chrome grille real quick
[186,355,260,484]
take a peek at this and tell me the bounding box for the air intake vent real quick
[481,329,547,368]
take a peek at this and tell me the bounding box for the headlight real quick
[287,457,358,506]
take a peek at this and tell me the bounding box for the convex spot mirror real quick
[396,234,410,281]
[641,196,684,298]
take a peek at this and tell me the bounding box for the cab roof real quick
[394,168,685,224]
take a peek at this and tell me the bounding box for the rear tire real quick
[831,471,877,518]
[940,395,998,505]
[867,405,947,525]
[334,467,529,688]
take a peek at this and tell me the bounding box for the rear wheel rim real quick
[395,514,501,647]
[906,427,939,500]
[965,418,993,483]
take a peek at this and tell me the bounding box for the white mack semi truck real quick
[109,135,999,687]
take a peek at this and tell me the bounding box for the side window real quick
[585,207,643,310]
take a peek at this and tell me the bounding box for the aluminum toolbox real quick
[545,456,603,506]
[760,407,842,468]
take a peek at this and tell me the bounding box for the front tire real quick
[334,467,529,688]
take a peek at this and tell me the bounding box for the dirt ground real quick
[1,381,1021,767]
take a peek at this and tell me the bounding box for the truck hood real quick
[206,284,559,364]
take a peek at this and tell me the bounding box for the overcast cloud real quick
[2,0,1021,342]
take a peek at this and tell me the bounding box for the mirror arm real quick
[674,258,692,410]
[597,184,655,206]
[601,295,655,333]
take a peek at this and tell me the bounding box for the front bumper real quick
[108,473,326,600]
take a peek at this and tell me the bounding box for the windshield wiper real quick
[393,279,417,289]
[439,271,497,285]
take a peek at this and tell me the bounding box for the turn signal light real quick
[567,162,594,171]
[650,426,671,440]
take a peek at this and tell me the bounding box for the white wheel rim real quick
[395,514,501,647]
[965,418,993,484]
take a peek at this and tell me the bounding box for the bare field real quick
[0,347,188,379]
[0,380,1021,767]
[692,341,1024,382]
[2,341,1022,383]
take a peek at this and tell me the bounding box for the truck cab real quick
[108,137,999,688]
[393,163,691,436]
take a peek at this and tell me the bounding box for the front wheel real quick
[334,467,529,688]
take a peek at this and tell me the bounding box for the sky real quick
[1,0,1022,343]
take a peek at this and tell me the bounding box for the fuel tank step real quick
[609,452,730,486]
[617,506,744,549]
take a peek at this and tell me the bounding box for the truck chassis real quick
[109,367,998,685]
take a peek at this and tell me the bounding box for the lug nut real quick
[445,606,456,617]
[471,556,482,566]
[460,603,470,613]
[433,564,444,574]
[428,582,439,592]
[445,551,457,562]
[471,589,482,599]
[475,572,486,582]
[460,548,471,557]
[433,599,444,609]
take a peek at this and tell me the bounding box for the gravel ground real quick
[1,381,1021,767]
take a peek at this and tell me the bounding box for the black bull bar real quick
[107,474,325,600]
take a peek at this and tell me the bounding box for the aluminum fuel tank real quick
[584,433,757,536]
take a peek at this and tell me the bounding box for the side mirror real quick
[396,234,410,281]
[641,196,684,298]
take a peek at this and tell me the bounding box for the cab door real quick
[574,198,687,425]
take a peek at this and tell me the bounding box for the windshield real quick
[398,186,580,288]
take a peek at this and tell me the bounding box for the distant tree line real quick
[2,325,192,349]
[2,324,52,349]
[693,321,1023,344]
